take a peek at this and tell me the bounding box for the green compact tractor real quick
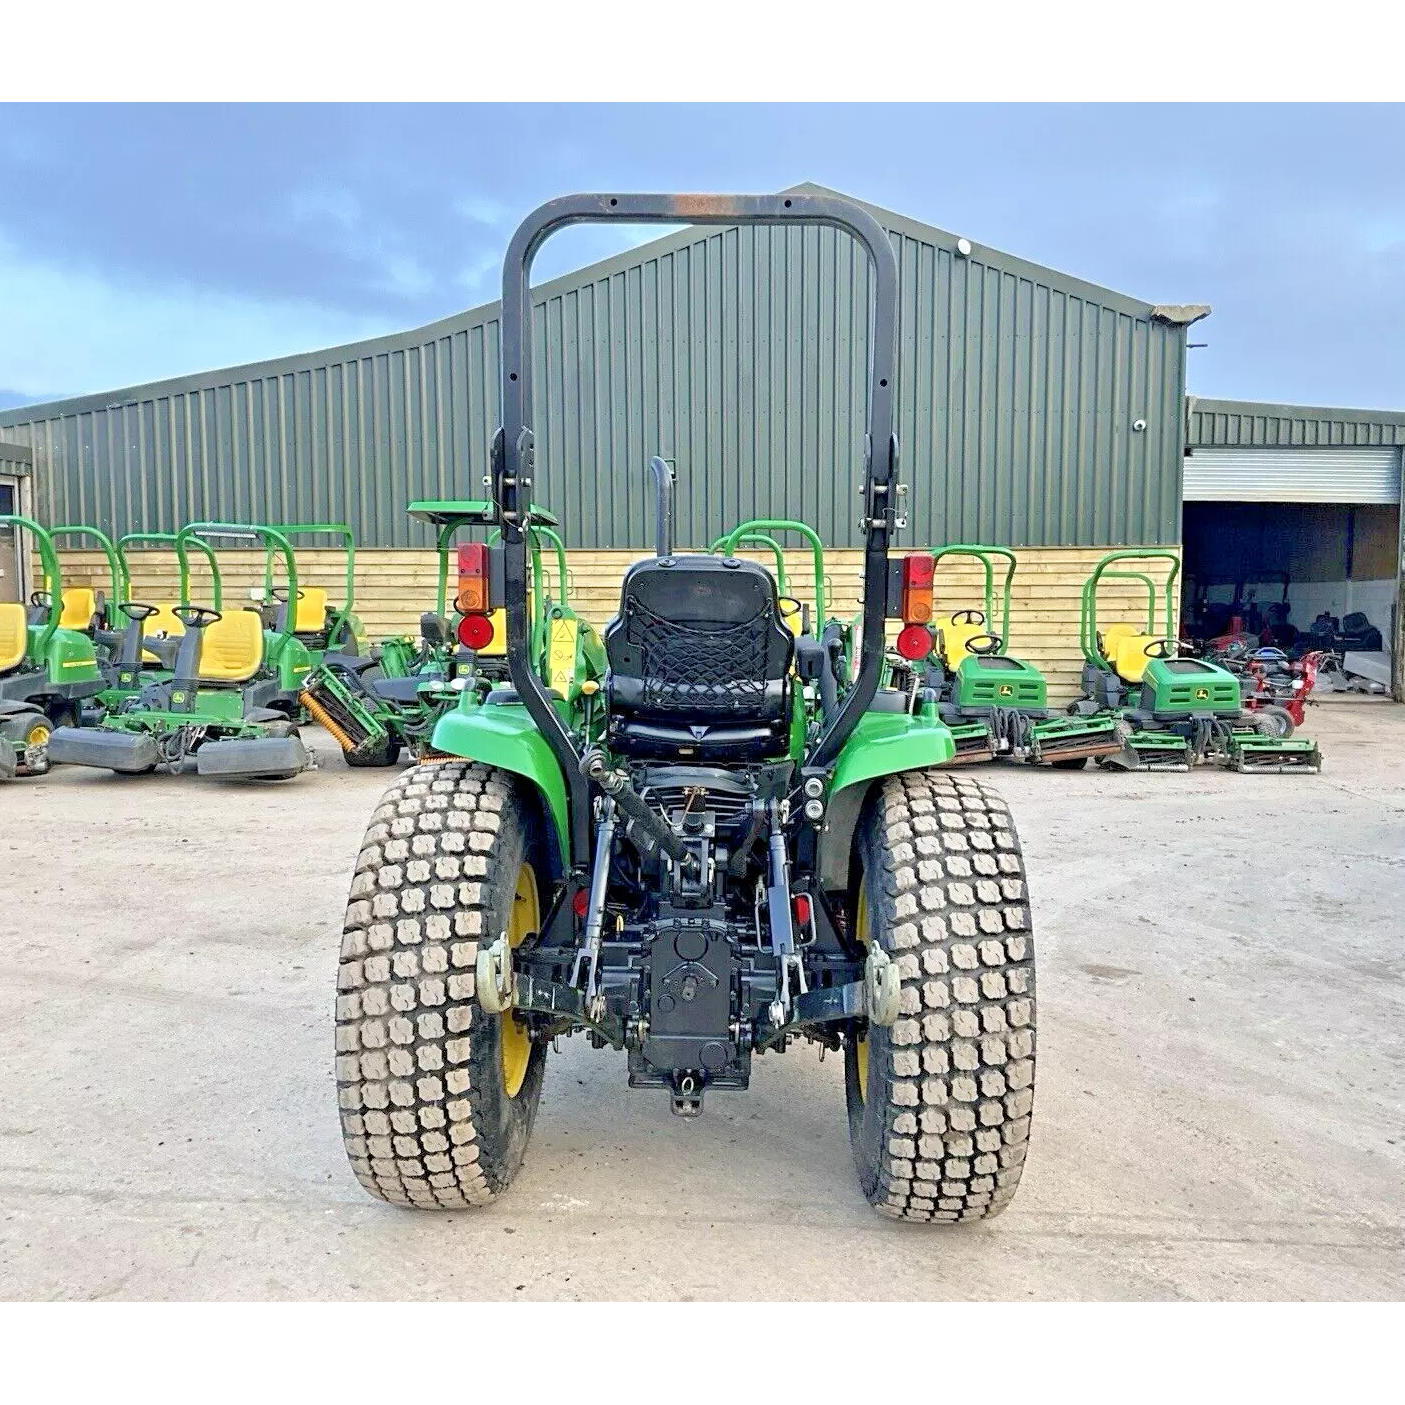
[1071,549,1321,773]
[911,544,1123,768]
[0,515,110,772]
[335,192,1038,1224]
[46,521,314,778]
[302,504,603,766]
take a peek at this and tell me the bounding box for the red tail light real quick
[793,894,813,927]
[896,623,935,661]
[572,888,591,918]
[901,553,935,624]
[457,612,495,651]
[456,542,489,614]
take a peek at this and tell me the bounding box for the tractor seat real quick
[141,603,186,665]
[60,587,102,631]
[1100,622,1138,655]
[0,602,27,674]
[1111,633,1160,684]
[604,554,794,761]
[293,586,329,634]
[197,610,265,684]
[936,613,987,670]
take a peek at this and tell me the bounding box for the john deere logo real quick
[1194,686,1210,700]
[998,684,1014,697]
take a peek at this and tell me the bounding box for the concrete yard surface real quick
[0,704,1402,1301]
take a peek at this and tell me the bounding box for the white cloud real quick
[0,236,393,400]
[455,196,508,227]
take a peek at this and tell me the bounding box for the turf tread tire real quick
[335,760,547,1209]
[845,768,1035,1223]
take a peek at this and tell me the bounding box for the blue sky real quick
[2,103,1402,413]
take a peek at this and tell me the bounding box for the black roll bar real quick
[496,192,901,867]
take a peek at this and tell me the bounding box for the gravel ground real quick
[0,702,1401,1301]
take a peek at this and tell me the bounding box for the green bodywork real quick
[0,516,106,715]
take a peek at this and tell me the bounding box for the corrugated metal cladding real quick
[0,186,1188,550]
[1184,446,1403,504]
[0,440,33,473]
[1186,397,1405,449]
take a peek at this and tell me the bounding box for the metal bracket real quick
[476,933,514,1014]
[864,945,901,1026]
[513,970,626,1049]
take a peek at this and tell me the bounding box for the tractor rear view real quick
[334,192,1038,1223]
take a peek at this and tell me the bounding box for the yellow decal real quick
[998,684,1014,697]
[549,618,580,694]
[1194,687,1209,700]
[61,659,94,669]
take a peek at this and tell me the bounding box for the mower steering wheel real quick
[119,601,159,622]
[965,633,1004,656]
[269,587,306,603]
[1143,637,1178,659]
[951,608,986,626]
[29,590,51,608]
[174,604,222,629]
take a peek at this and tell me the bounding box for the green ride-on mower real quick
[334,192,1038,1223]
[0,515,111,775]
[45,524,129,671]
[302,503,604,767]
[249,522,367,663]
[45,521,314,779]
[909,544,1123,769]
[1070,550,1322,773]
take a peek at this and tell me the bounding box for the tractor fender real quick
[818,709,956,893]
[429,701,571,870]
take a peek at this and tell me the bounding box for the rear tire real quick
[335,761,548,1208]
[1,710,52,776]
[1253,705,1295,739]
[844,769,1035,1223]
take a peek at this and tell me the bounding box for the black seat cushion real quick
[604,554,794,759]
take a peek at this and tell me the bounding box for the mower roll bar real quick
[49,525,128,612]
[260,523,355,641]
[177,522,300,651]
[708,531,789,595]
[496,192,900,866]
[117,531,224,611]
[719,519,828,624]
[930,544,1017,652]
[1080,550,1180,668]
[0,514,62,653]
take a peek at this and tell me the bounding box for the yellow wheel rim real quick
[499,861,539,1099]
[29,723,51,748]
[854,879,870,1102]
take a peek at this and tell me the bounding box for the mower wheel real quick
[845,769,1035,1223]
[1253,705,1295,740]
[0,710,53,776]
[1048,756,1089,771]
[346,733,403,768]
[336,760,547,1208]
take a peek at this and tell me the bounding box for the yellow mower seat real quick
[197,610,265,684]
[778,596,804,638]
[936,613,986,670]
[1100,622,1138,655]
[1111,633,1160,684]
[0,602,27,673]
[141,604,186,664]
[293,587,329,633]
[59,587,99,631]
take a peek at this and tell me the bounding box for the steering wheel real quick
[119,601,159,622]
[29,590,51,608]
[269,587,306,603]
[174,604,222,629]
[965,633,1004,656]
[1143,637,1179,659]
[950,608,986,626]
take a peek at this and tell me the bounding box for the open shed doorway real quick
[1181,500,1399,658]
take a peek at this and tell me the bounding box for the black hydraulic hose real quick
[648,456,674,557]
[581,749,699,874]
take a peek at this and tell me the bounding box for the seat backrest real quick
[60,587,99,631]
[294,586,330,634]
[0,602,27,673]
[778,595,804,638]
[197,610,265,684]
[605,554,794,723]
[1100,622,1138,655]
[142,603,186,638]
[937,613,986,670]
[1112,633,1159,684]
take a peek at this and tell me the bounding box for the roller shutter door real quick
[1183,447,1402,503]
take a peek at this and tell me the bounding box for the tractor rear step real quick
[1028,715,1123,765]
[1226,734,1322,774]
[945,721,998,765]
[1099,730,1190,772]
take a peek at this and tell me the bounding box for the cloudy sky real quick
[2,102,1402,413]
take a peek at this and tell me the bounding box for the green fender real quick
[820,707,956,891]
[430,702,571,865]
